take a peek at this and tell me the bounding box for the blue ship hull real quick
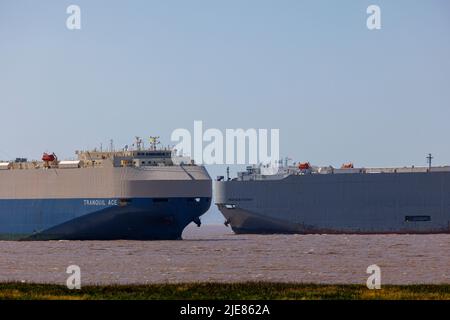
[0,197,211,240]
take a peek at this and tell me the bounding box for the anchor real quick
[193,217,201,227]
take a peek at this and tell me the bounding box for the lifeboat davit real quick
[42,153,56,162]
[298,162,311,170]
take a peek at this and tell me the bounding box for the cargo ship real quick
[215,157,450,234]
[0,137,211,240]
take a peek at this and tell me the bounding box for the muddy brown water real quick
[0,224,449,285]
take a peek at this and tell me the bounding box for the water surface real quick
[0,225,449,285]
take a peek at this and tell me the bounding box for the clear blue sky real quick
[1,1,450,223]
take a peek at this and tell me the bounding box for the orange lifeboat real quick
[42,153,56,162]
[341,163,354,169]
[298,162,311,170]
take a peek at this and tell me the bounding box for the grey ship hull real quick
[215,172,450,234]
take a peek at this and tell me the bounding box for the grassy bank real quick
[1,282,450,300]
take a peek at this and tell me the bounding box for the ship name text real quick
[83,199,118,206]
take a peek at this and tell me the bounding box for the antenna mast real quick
[135,136,143,151]
[149,136,160,151]
[427,153,433,171]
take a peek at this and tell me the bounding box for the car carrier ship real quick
[0,137,211,240]
[215,156,450,234]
